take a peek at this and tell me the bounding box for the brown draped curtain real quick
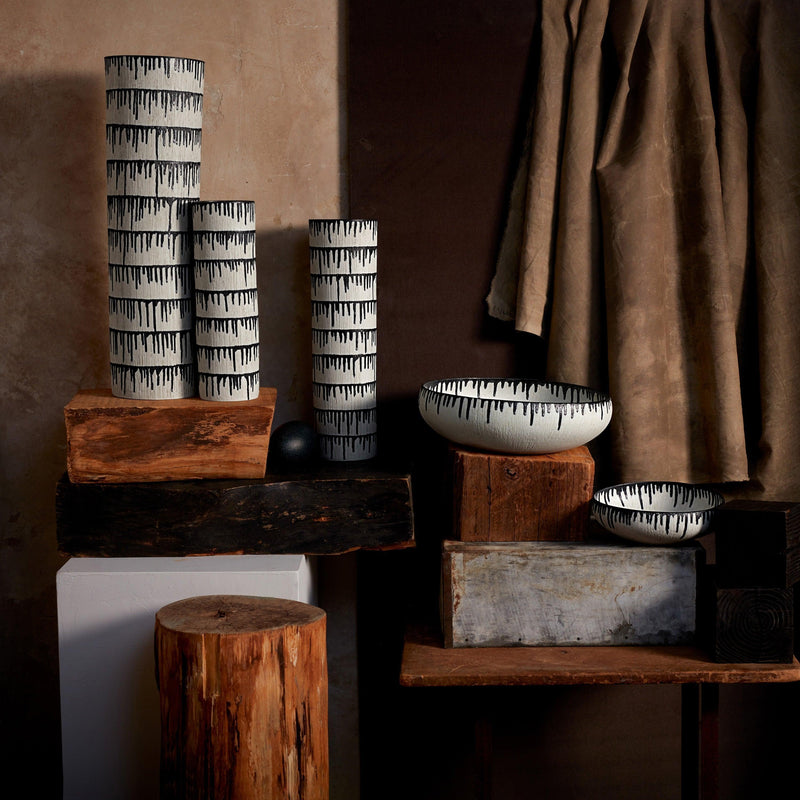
[488,0,800,500]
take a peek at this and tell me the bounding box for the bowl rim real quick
[419,377,611,407]
[591,481,725,515]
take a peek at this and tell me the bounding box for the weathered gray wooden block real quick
[441,540,703,648]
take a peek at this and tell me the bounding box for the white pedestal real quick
[57,555,316,800]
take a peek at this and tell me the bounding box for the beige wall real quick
[0,0,343,792]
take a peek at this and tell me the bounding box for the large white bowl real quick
[590,482,725,545]
[417,378,612,454]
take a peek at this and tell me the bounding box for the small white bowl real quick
[418,378,612,454]
[590,482,725,545]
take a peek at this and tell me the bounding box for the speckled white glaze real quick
[418,378,612,454]
[590,481,724,545]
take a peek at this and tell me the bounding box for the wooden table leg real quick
[475,711,492,800]
[681,683,720,800]
[700,684,720,800]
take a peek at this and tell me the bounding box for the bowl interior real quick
[594,483,722,515]
[424,378,606,406]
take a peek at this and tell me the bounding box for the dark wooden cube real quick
[710,583,794,664]
[714,500,800,588]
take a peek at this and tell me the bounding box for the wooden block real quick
[710,584,794,664]
[440,540,702,648]
[155,595,328,799]
[55,463,415,556]
[64,387,276,483]
[451,446,594,542]
[714,500,800,588]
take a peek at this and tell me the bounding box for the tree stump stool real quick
[155,594,328,800]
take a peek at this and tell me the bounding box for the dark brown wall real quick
[348,3,799,799]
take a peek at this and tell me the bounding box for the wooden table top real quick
[400,625,800,687]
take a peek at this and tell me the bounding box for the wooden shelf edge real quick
[399,624,800,688]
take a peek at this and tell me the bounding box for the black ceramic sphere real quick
[268,420,320,470]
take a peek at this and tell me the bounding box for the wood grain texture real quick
[711,586,795,664]
[451,446,594,542]
[155,595,328,800]
[714,500,800,588]
[56,464,414,556]
[399,624,800,687]
[441,540,702,648]
[64,388,277,483]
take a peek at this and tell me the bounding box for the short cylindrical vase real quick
[309,218,377,461]
[192,201,260,402]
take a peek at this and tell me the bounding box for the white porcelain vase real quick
[105,55,203,399]
[309,219,377,460]
[192,201,260,401]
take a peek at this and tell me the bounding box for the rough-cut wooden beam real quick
[64,388,277,483]
[56,463,414,557]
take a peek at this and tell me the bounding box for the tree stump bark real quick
[155,594,328,800]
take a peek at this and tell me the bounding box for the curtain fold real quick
[488,0,800,499]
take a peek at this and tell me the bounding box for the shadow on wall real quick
[0,74,110,797]
[255,227,314,427]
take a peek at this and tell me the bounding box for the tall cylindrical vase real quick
[192,201,260,402]
[309,219,377,461]
[105,55,204,399]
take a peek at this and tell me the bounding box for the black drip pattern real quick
[196,316,259,335]
[111,363,196,395]
[193,201,255,226]
[310,273,376,298]
[108,297,192,327]
[311,328,377,349]
[195,289,257,313]
[108,264,193,293]
[105,56,204,83]
[308,219,377,244]
[196,344,259,371]
[194,259,257,283]
[309,247,377,273]
[420,379,611,430]
[106,88,203,119]
[109,329,193,361]
[199,372,260,400]
[108,229,192,262]
[107,160,201,195]
[314,408,377,435]
[313,381,377,401]
[107,196,192,231]
[312,353,376,372]
[311,300,377,325]
[106,124,202,156]
[193,230,255,252]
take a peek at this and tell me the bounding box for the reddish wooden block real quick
[65,387,276,483]
[451,446,594,542]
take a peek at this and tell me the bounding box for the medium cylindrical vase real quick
[192,201,260,401]
[105,55,204,399]
[309,219,377,461]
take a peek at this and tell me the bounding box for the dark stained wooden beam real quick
[56,462,414,557]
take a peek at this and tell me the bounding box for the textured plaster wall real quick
[0,1,343,793]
